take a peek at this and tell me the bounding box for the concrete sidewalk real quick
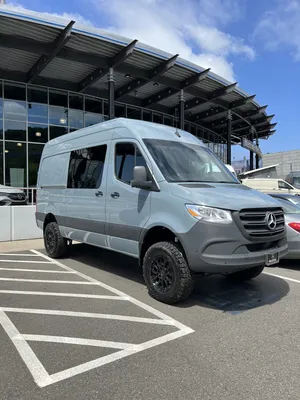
[0,238,44,253]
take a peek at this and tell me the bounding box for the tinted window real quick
[68,145,107,189]
[115,143,147,185]
[278,181,293,190]
[273,197,300,214]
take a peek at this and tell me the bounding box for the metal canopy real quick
[0,9,276,140]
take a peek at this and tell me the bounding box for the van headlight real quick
[185,204,232,223]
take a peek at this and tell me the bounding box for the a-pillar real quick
[226,110,232,165]
[108,67,115,120]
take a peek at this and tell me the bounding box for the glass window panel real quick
[84,112,104,127]
[28,123,48,143]
[103,100,108,116]
[67,145,107,189]
[4,120,26,141]
[142,110,151,122]
[28,143,44,187]
[69,109,84,129]
[153,112,163,124]
[0,141,3,185]
[0,98,3,119]
[190,124,196,137]
[85,97,102,113]
[184,122,190,132]
[127,106,141,120]
[163,116,173,126]
[28,103,48,124]
[4,82,26,101]
[0,119,3,139]
[49,106,68,126]
[49,89,68,107]
[27,86,48,104]
[69,128,78,133]
[49,125,68,140]
[4,100,26,121]
[5,141,26,187]
[69,94,83,110]
[115,103,126,118]
[115,143,147,185]
[0,81,2,97]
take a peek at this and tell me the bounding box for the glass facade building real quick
[0,80,227,189]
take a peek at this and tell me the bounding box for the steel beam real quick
[227,110,232,165]
[78,39,137,93]
[27,21,74,84]
[209,82,237,100]
[115,54,178,100]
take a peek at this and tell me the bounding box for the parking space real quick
[1,244,300,400]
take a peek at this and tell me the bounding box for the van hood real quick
[171,182,281,211]
[0,184,24,194]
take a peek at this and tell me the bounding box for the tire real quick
[143,241,195,304]
[227,265,265,282]
[44,222,69,258]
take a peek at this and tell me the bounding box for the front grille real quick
[8,193,26,201]
[239,208,285,238]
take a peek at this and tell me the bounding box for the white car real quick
[0,185,27,206]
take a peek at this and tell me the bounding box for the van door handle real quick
[111,192,120,199]
[95,191,103,197]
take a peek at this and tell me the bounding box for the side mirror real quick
[131,166,153,190]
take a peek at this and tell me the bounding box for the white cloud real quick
[91,0,254,82]
[254,0,300,60]
[2,0,255,81]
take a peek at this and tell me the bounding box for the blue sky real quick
[3,0,300,160]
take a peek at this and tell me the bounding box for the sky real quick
[2,0,300,160]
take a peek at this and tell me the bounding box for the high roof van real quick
[242,178,300,195]
[36,119,288,304]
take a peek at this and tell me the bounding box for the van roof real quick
[45,118,203,151]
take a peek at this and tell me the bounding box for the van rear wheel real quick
[143,241,195,304]
[227,265,265,282]
[44,222,69,258]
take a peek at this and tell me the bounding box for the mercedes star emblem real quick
[265,212,277,230]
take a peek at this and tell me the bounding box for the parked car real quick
[0,184,27,206]
[268,193,300,207]
[269,194,300,259]
[242,178,300,195]
[36,118,288,304]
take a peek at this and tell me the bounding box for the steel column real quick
[255,137,260,169]
[179,89,185,130]
[108,68,115,120]
[226,110,232,165]
[249,127,254,170]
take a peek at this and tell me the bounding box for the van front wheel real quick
[143,241,195,304]
[44,222,69,259]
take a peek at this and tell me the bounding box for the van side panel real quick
[36,152,69,231]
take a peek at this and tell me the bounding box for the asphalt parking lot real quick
[0,243,300,400]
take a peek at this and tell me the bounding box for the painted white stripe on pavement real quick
[0,268,73,274]
[2,307,173,325]
[18,334,137,350]
[0,290,128,300]
[0,309,53,387]
[31,250,194,332]
[0,278,97,284]
[0,253,40,257]
[0,260,53,264]
[264,271,300,284]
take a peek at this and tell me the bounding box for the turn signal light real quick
[288,222,300,233]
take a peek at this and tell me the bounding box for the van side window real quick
[278,180,292,190]
[115,143,147,185]
[68,145,107,189]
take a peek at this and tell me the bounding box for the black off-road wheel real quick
[44,222,69,258]
[143,241,195,304]
[227,265,265,282]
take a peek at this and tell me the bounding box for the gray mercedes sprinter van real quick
[36,118,288,304]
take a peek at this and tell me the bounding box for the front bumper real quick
[179,219,288,274]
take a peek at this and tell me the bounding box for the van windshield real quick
[144,139,239,184]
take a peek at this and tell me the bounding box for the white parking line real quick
[0,268,74,274]
[17,335,137,350]
[2,307,173,325]
[264,271,300,284]
[0,260,53,264]
[0,278,97,284]
[0,254,40,257]
[0,290,128,300]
